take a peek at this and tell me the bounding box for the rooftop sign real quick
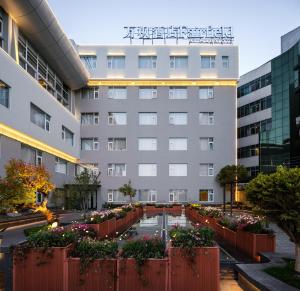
[124,26,234,44]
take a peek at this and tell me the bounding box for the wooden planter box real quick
[89,217,116,239]
[169,247,220,291]
[214,223,225,239]
[116,216,128,234]
[236,231,276,260]
[118,258,167,291]
[67,258,117,291]
[223,227,237,248]
[13,244,72,291]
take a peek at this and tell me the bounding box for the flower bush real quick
[86,210,115,224]
[121,237,165,266]
[70,223,97,239]
[198,206,222,218]
[169,226,215,248]
[189,203,201,209]
[71,238,118,273]
[218,217,239,231]
[121,204,133,212]
[236,214,273,234]
[115,210,127,220]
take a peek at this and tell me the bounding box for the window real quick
[108,112,127,125]
[30,103,50,131]
[237,96,272,118]
[139,189,157,202]
[107,164,126,176]
[107,56,125,69]
[138,164,157,176]
[238,119,272,138]
[238,73,271,98]
[62,126,74,146]
[199,87,214,99]
[21,144,42,166]
[169,87,187,99]
[81,138,99,151]
[108,87,127,99]
[81,113,99,125]
[108,138,127,151]
[139,113,157,125]
[199,163,214,176]
[55,157,67,174]
[139,87,157,99]
[138,138,157,151]
[80,55,97,70]
[199,189,214,202]
[222,56,229,68]
[169,164,187,176]
[82,87,99,99]
[201,56,215,68]
[0,16,3,37]
[107,190,129,202]
[170,56,188,69]
[238,144,259,159]
[199,112,214,125]
[169,112,187,125]
[138,56,157,69]
[200,138,214,151]
[169,190,187,202]
[169,138,187,151]
[0,80,9,108]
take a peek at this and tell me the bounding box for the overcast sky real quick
[48,0,300,75]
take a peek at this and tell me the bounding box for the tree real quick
[0,159,55,210]
[216,165,248,214]
[246,166,300,273]
[118,180,136,203]
[67,169,100,219]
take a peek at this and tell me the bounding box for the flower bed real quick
[119,237,166,291]
[169,226,219,291]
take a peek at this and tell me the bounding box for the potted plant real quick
[13,227,81,291]
[118,237,167,291]
[68,238,118,291]
[169,226,220,291]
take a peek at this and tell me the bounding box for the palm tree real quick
[216,165,248,214]
[118,180,136,203]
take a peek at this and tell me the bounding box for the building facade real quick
[76,45,238,204]
[0,0,238,207]
[238,27,300,177]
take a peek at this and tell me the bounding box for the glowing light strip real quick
[0,123,78,163]
[88,79,237,87]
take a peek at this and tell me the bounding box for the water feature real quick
[118,209,236,265]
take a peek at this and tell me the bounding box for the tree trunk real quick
[223,186,226,214]
[230,183,233,216]
[296,243,300,274]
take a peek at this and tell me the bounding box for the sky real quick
[48,0,300,75]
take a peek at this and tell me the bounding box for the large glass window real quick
[107,190,129,202]
[199,163,214,176]
[21,144,42,166]
[199,112,214,125]
[199,87,214,99]
[170,56,188,69]
[82,87,99,99]
[107,56,125,69]
[139,87,157,99]
[169,138,187,151]
[108,138,127,151]
[200,137,214,151]
[138,138,157,151]
[62,126,74,146]
[169,87,187,99]
[169,112,187,125]
[55,157,67,174]
[107,163,126,176]
[81,113,99,125]
[238,119,272,138]
[138,56,157,69]
[139,190,157,202]
[169,164,187,176]
[0,80,9,108]
[80,55,97,70]
[108,112,127,125]
[138,164,157,176]
[169,189,187,202]
[108,87,127,99]
[237,95,272,118]
[238,73,271,98]
[139,112,157,125]
[30,103,50,131]
[81,138,99,151]
[201,56,216,68]
[238,144,259,159]
[222,56,229,68]
[199,189,214,202]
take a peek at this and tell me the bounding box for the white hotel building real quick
[0,0,238,208]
